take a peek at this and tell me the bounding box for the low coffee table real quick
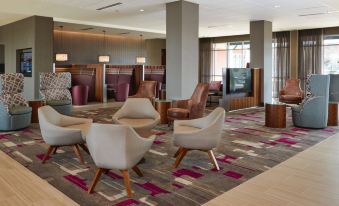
[265,101,286,128]
[154,99,172,124]
[28,100,45,123]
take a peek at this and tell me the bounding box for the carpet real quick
[0,107,338,206]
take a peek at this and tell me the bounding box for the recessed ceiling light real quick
[274,5,281,8]
[140,9,145,12]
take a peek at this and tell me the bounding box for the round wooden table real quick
[28,100,45,123]
[154,100,172,124]
[265,102,286,128]
[328,103,338,126]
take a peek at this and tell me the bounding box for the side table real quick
[328,103,338,126]
[29,100,45,123]
[154,100,172,124]
[265,102,286,128]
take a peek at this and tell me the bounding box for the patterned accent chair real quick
[279,79,304,104]
[167,83,210,126]
[292,74,330,129]
[40,72,72,115]
[0,73,32,131]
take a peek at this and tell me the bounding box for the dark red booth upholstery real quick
[105,66,134,102]
[144,66,166,98]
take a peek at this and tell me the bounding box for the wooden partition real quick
[222,68,263,111]
[55,64,105,102]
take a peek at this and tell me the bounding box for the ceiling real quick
[1,0,339,37]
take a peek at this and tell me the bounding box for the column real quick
[166,0,199,99]
[250,20,272,103]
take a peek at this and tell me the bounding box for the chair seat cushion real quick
[167,108,190,119]
[65,123,92,140]
[280,95,302,101]
[47,99,71,106]
[118,118,155,128]
[9,106,32,115]
[175,125,201,133]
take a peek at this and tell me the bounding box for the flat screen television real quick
[227,68,252,93]
[16,48,32,77]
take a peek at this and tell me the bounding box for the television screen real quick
[228,68,252,93]
[17,48,32,77]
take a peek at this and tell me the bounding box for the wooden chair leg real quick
[173,148,188,169]
[73,144,85,164]
[79,143,90,155]
[88,168,104,194]
[132,166,143,177]
[42,146,54,164]
[207,150,220,171]
[174,147,183,158]
[52,146,58,155]
[121,169,132,197]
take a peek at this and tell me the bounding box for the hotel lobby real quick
[0,0,339,205]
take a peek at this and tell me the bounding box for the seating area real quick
[1,1,339,206]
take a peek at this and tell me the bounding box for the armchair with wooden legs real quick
[38,106,93,164]
[86,124,155,197]
[172,107,225,170]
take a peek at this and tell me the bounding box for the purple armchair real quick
[105,67,133,102]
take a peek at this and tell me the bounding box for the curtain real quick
[199,38,213,83]
[298,28,323,89]
[272,31,291,98]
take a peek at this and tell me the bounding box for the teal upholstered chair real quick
[0,73,32,131]
[329,74,339,103]
[292,74,330,129]
[40,72,72,115]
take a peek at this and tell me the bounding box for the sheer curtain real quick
[199,38,213,83]
[298,29,323,89]
[272,31,290,98]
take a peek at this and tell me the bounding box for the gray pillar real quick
[250,20,272,103]
[166,0,199,99]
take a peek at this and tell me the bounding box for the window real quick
[211,41,250,81]
[323,35,339,74]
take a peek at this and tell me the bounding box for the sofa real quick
[0,73,32,131]
[292,74,330,129]
[40,72,72,115]
[105,67,133,102]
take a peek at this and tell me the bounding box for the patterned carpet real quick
[0,106,338,206]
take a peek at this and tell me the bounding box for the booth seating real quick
[70,68,95,103]
[0,73,32,131]
[105,67,133,102]
[144,66,165,98]
[279,79,304,104]
[40,72,72,115]
[292,74,330,129]
[167,83,210,125]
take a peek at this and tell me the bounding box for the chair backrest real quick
[190,83,210,119]
[205,107,225,143]
[305,74,330,99]
[117,98,158,119]
[40,72,72,101]
[0,73,28,113]
[283,79,303,95]
[209,81,222,91]
[38,105,63,126]
[329,74,339,103]
[87,123,154,169]
[135,81,157,99]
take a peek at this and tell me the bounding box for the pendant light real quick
[55,26,68,62]
[136,34,146,64]
[98,30,110,63]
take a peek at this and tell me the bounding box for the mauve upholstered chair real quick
[292,74,330,129]
[40,72,72,115]
[173,107,225,170]
[112,98,160,134]
[279,79,304,104]
[38,105,92,164]
[0,73,32,131]
[87,123,155,197]
[72,85,89,106]
[167,83,210,125]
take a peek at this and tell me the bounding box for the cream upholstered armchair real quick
[38,106,92,164]
[173,107,225,170]
[112,98,160,133]
[87,123,155,197]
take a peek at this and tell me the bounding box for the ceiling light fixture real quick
[98,30,110,63]
[55,26,68,62]
[136,34,146,65]
[140,9,145,12]
[96,2,122,11]
[274,5,280,8]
